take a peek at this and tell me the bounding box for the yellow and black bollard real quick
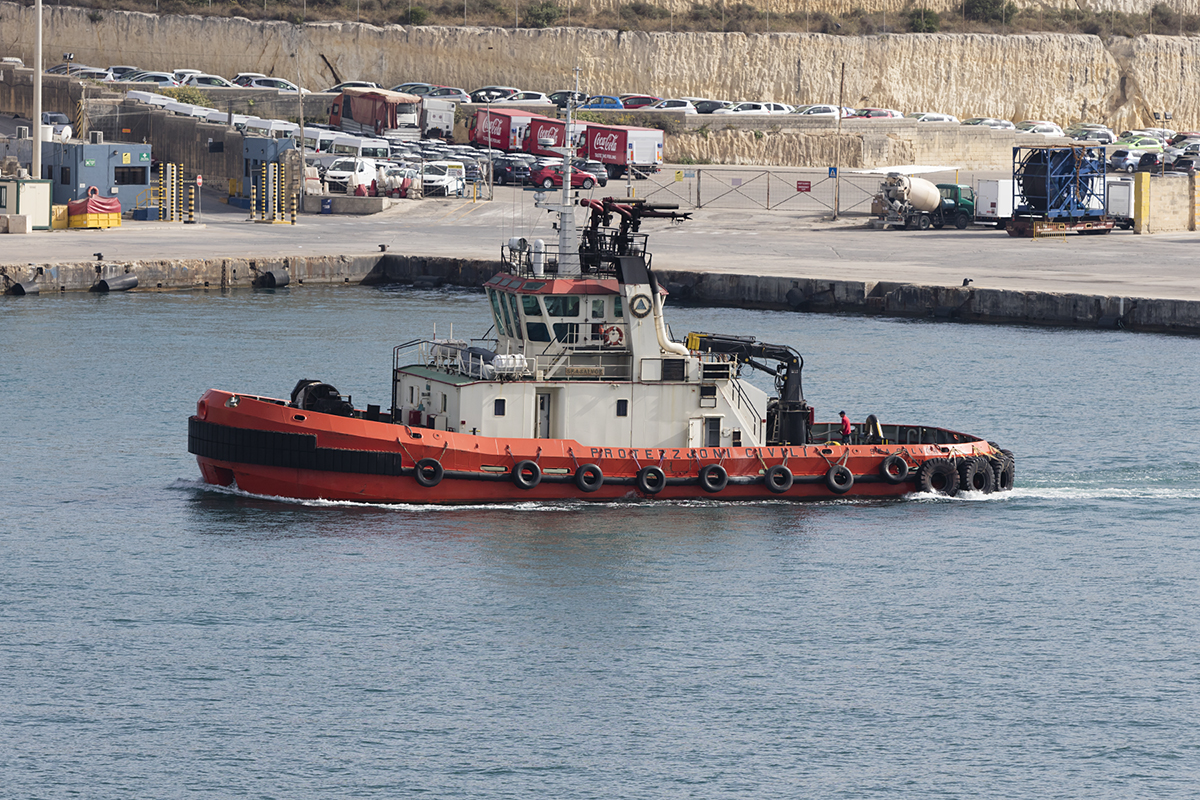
[250,171,257,221]
[187,185,195,224]
[157,163,165,221]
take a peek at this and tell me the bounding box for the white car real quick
[649,98,698,114]
[1016,120,1065,136]
[324,157,379,194]
[962,117,1016,130]
[906,111,960,123]
[422,161,466,196]
[792,104,850,117]
[246,77,309,94]
[183,73,234,88]
[126,71,179,87]
[502,91,553,105]
[41,112,72,138]
[172,68,203,82]
[712,102,790,115]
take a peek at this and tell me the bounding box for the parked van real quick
[323,157,379,195]
[244,119,300,139]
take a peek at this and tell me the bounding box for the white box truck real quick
[1106,177,1134,229]
[975,179,1014,228]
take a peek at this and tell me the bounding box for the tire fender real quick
[880,454,909,484]
[512,460,542,490]
[637,466,666,495]
[826,464,854,494]
[574,463,604,493]
[698,464,728,493]
[916,458,959,496]
[414,458,444,488]
[764,464,793,494]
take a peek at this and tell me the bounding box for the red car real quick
[619,94,661,109]
[530,164,596,190]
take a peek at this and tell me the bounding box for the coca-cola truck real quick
[584,124,664,178]
[468,108,551,152]
[525,117,591,158]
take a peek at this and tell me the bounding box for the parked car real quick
[183,73,234,87]
[1167,130,1200,145]
[547,90,587,108]
[127,71,180,87]
[1115,135,1164,153]
[422,161,467,196]
[1064,122,1110,137]
[426,86,470,103]
[469,86,519,103]
[792,104,850,118]
[962,117,1015,130]
[503,91,553,105]
[492,156,532,185]
[322,80,381,93]
[572,158,609,187]
[1136,152,1165,171]
[580,95,623,110]
[1109,149,1146,173]
[906,111,960,123]
[648,98,698,114]
[380,165,418,197]
[41,112,72,138]
[324,157,379,194]
[694,99,733,114]
[1016,120,1066,136]
[232,72,267,86]
[530,163,596,190]
[1169,156,1198,174]
[72,67,115,82]
[246,77,309,94]
[848,108,904,119]
[619,94,661,109]
[391,82,436,95]
[1141,127,1176,141]
[712,101,780,115]
[1074,129,1115,144]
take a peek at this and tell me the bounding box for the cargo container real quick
[975,179,1014,227]
[583,124,664,178]
[329,87,420,136]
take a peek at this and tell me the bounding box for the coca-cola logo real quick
[483,117,504,138]
[537,126,563,146]
[593,133,620,153]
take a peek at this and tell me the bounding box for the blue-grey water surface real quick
[2,285,1199,799]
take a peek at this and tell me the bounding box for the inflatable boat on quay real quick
[189,131,1014,503]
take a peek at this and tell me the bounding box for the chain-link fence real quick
[630,166,885,215]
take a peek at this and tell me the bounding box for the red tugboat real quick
[189,192,1014,503]
[189,103,1013,503]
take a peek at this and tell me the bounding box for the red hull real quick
[190,390,1007,505]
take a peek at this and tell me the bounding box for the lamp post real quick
[32,0,42,181]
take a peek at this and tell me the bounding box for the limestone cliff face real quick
[0,3,1195,130]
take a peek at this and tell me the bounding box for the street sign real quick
[674,170,683,182]
[196,174,203,187]
[829,167,837,178]
[796,180,811,192]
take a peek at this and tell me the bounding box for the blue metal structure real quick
[1012,144,1108,220]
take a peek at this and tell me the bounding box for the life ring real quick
[825,464,854,494]
[916,458,959,496]
[601,325,625,346]
[637,465,666,495]
[698,464,728,493]
[87,185,99,198]
[512,460,542,490]
[414,458,444,488]
[574,463,604,492]
[764,464,793,494]
[879,454,909,484]
[958,456,995,493]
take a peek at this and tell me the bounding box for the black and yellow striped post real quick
[158,163,165,221]
[260,162,268,221]
[276,162,284,222]
[249,169,257,221]
[175,164,183,222]
[187,185,195,224]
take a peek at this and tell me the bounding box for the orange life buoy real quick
[601,325,625,346]
[87,185,99,198]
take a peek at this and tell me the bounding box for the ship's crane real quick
[685,332,811,446]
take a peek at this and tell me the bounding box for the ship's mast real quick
[534,66,582,276]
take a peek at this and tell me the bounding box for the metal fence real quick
[629,167,884,215]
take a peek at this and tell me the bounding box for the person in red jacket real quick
[839,411,852,444]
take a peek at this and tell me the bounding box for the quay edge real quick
[4,253,1199,336]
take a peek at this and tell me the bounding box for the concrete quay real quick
[2,188,1199,336]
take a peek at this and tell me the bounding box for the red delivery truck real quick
[469,107,551,152]
[526,118,591,157]
[584,124,664,178]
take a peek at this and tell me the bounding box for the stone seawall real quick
[5,253,1198,334]
[2,4,1199,131]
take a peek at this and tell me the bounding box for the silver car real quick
[1110,149,1145,173]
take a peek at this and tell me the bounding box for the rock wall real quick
[2,3,1199,130]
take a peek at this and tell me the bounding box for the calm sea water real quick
[2,285,1199,799]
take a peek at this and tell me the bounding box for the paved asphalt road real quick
[4,183,1199,301]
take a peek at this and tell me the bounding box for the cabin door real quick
[536,392,552,438]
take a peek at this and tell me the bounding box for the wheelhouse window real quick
[487,289,508,336]
[544,296,580,317]
[521,295,543,316]
[552,323,579,343]
[591,299,605,319]
[506,294,524,340]
[526,322,551,342]
[614,297,624,318]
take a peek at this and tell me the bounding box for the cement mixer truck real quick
[877,173,975,230]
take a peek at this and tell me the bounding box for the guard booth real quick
[235,137,295,211]
[40,140,152,210]
[0,177,53,230]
